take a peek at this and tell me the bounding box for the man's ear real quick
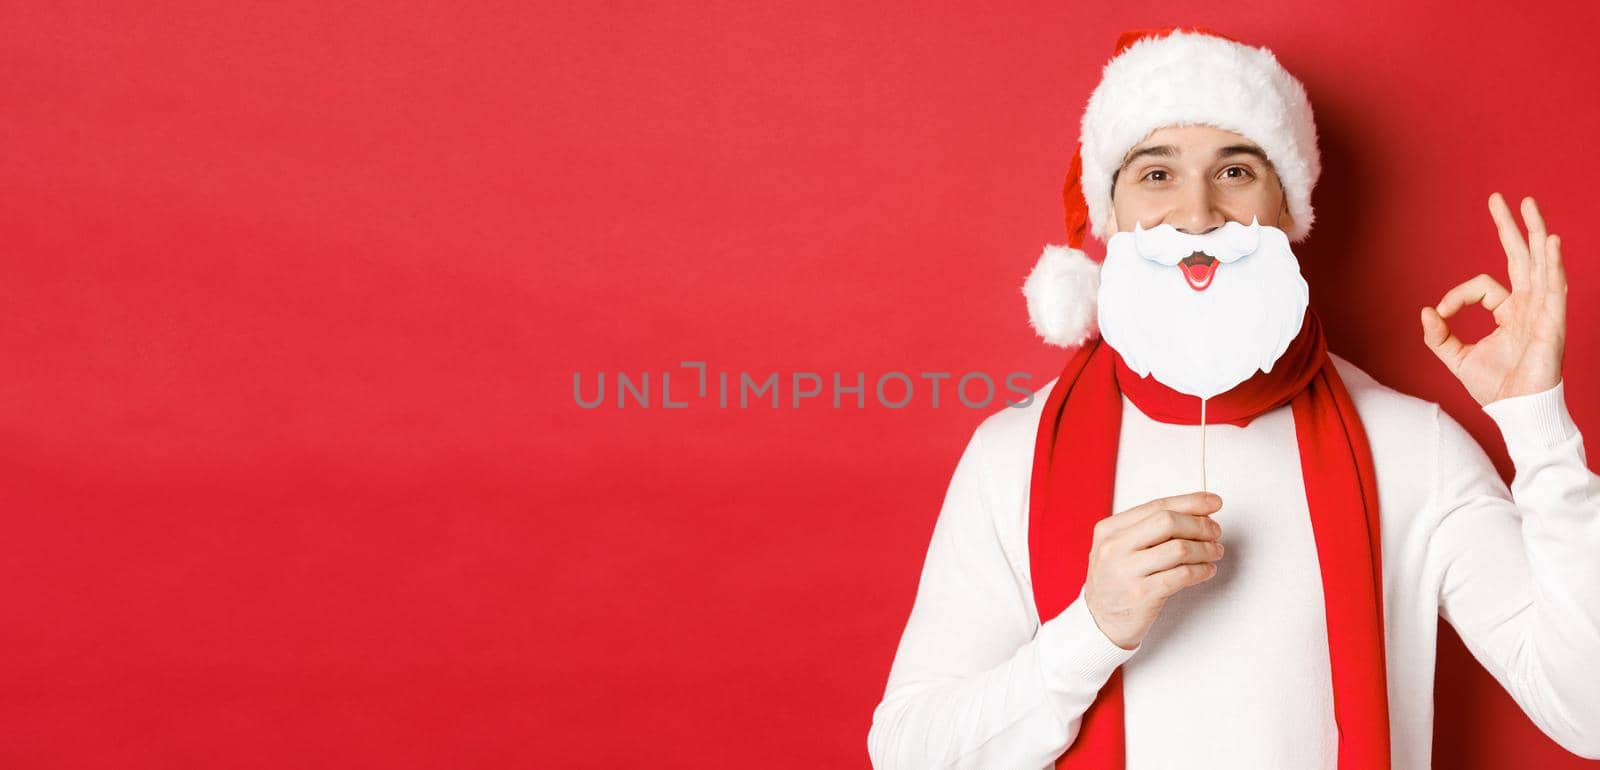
[1278,196,1294,232]
[1107,209,1118,233]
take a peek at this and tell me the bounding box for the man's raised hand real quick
[1420,193,1567,406]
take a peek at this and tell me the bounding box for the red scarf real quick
[1028,308,1392,767]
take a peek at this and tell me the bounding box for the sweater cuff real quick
[1036,594,1139,692]
[1482,379,1580,452]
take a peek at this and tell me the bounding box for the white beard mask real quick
[1096,216,1310,400]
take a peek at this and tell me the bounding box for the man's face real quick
[1109,124,1292,237]
[1095,123,1310,399]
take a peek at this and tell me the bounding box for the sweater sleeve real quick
[1427,379,1600,759]
[867,426,1139,770]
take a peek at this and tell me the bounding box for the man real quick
[867,27,1599,769]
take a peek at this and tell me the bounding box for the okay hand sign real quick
[1420,193,1567,406]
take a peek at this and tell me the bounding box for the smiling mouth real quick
[1179,252,1218,291]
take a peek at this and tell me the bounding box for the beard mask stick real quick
[1096,217,1311,491]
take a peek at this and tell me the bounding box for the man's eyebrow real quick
[1117,143,1274,173]
[1118,144,1177,172]
[1217,144,1272,167]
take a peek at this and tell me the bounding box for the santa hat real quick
[1023,26,1322,348]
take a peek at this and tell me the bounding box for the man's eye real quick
[1141,170,1169,183]
[1220,165,1255,180]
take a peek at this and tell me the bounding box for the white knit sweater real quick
[867,353,1600,769]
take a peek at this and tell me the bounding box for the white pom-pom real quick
[1022,245,1101,348]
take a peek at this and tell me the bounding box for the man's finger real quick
[1548,234,1567,311]
[1152,491,1223,515]
[1125,508,1223,551]
[1134,537,1224,576]
[1436,273,1510,319]
[1096,491,1220,542]
[1148,561,1217,598]
[1121,493,1224,549]
[1420,306,1467,370]
[1490,192,1531,290]
[1491,193,1529,292]
[1522,196,1548,278]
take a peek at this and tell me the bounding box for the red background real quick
[3,1,1598,767]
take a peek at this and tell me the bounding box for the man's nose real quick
[1172,184,1226,236]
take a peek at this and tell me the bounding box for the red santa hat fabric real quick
[1024,26,1322,348]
